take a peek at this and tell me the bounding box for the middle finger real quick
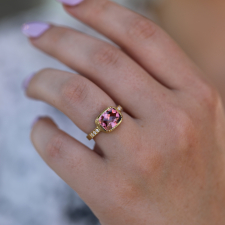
[26,68,137,158]
[28,25,168,119]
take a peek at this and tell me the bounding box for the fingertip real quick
[30,116,58,148]
[31,117,58,142]
[22,73,36,92]
[22,22,51,38]
[31,116,57,130]
[62,0,84,17]
[31,116,42,129]
[57,0,84,6]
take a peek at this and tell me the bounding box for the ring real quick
[87,105,123,140]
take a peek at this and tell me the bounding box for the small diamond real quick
[117,106,122,111]
[96,128,100,132]
[93,131,97,135]
[90,133,94,137]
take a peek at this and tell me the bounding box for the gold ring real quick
[87,105,123,140]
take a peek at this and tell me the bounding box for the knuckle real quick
[172,109,197,150]
[93,45,119,67]
[108,178,140,209]
[61,78,88,106]
[45,132,65,159]
[128,16,156,41]
[198,82,221,110]
[136,151,164,178]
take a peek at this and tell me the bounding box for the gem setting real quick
[96,107,123,132]
[87,106,123,140]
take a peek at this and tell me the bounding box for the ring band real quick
[87,105,123,140]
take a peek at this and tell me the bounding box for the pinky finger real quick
[31,117,106,206]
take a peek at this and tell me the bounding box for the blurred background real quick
[0,0,154,225]
[0,0,43,19]
[1,0,224,224]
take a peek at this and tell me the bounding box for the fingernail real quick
[22,73,36,91]
[57,0,84,6]
[22,22,50,38]
[31,117,42,128]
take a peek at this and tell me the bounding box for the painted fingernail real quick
[57,0,84,6]
[22,73,36,91]
[22,22,50,38]
[31,117,42,128]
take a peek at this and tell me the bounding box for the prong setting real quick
[87,106,123,140]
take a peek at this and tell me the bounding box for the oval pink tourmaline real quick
[99,108,122,131]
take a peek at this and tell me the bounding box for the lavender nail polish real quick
[22,73,36,91]
[57,0,84,6]
[22,22,50,38]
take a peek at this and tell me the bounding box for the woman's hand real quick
[22,0,225,224]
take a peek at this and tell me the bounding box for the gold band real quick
[87,105,123,140]
[87,127,101,140]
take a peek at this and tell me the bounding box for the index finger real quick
[62,0,200,89]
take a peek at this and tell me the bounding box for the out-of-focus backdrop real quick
[1,0,225,224]
[0,0,154,225]
[0,0,43,19]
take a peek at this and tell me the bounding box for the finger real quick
[31,117,106,207]
[63,0,199,89]
[93,143,104,157]
[26,68,137,158]
[28,24,167,119]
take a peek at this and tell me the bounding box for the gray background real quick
[0,0,155,224]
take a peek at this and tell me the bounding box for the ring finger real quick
[26,68,137,158]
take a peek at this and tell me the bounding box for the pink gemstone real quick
[99,108,122,131]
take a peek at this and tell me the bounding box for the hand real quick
[23,0,225,224]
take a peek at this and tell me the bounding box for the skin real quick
[25,0,225,224]
[155,0,225,104]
